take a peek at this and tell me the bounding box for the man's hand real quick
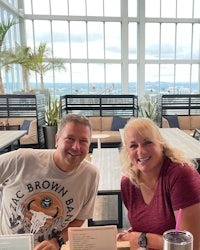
[34,238,59,250]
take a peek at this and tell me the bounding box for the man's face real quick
[55,122,91,171]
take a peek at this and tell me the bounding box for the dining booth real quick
[0,94,46,149]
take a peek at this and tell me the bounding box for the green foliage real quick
[45,93,61,126]
[0,17,18,50]
[138,96,158,122]
[0,17,18,93]
[30,43,66,90]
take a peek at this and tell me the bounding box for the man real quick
[0,114,99,250]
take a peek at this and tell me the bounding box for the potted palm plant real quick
[138,96,158,124]
[43,93,61,149]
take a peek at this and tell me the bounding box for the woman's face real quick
[125,128,164,173]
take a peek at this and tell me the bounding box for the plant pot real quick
[43,125,57,149]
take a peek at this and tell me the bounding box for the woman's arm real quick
[117,231,163,250]
[117,203,200,250]
[175,203,200,250]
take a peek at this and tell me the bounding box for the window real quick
[0,0,200,97]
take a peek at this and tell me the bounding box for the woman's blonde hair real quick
[120,117,196,186]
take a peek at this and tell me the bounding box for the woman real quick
[117,117,200,250]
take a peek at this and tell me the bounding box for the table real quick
[92,134,110,149]
[89,148,123,228]
[119,129,125,146]
[160,128,200,160]
[61,241,130,250]
[91,148,121,190]
[0,130,27,151]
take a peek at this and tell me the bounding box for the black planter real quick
[43,125,57,149]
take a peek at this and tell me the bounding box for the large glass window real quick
[1,0,200,97]
[0,2,21,93]
[145,0,200,94]
[88,22,104,59]
[52,21,69,58]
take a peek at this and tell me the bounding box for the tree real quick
[31,43,66,90]
[14,43,35,92]
[0,18,18,94]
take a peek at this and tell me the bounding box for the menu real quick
[68,225,117,250]
[0,234,34,250]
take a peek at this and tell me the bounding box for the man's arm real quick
[34,219,85,250]
[57,219,85,242]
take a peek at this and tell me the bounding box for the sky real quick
[21,0,200,86]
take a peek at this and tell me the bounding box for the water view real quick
[27,81,199,98]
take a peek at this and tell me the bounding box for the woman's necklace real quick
[139,180,158,192]
[139,180,158,204]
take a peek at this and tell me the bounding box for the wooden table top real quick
[0,130,27,150]
[160,128,200,160]
[91,148,122,191]
[61,240,130,250]
[92,133,110,139]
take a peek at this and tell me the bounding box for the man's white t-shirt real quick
[0,148,99,243]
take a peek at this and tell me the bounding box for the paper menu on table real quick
[68,225,117,250]
[0,233,34,250]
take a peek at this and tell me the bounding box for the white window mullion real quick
[174,23,177,92]
[198,22,200,93]
[103,21,106,87]
[86,20,89,93]
[121,0,128,93]
[159,0,162,98]
[138,0,145,101]
[189,24,194,93]
[68,21,73,93]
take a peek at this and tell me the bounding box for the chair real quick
[192,128,200,141]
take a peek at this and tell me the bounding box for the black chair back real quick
[192,128,200,141]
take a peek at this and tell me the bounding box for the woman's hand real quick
[128,232,141,250]
[34,238,59,250]
[117,231,130,241]
[117,231,141,250]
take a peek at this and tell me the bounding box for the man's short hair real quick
[57,113,92,135]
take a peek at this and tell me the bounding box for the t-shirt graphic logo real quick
[24,192,64,234]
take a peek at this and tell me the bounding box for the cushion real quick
[88,117,101,131]
[190,116,200,130]
[101,116,113,130]
[111,116,129,131]
[21,120,32,134]
[20,119,38,144]
[164,115,180,128]
[162,117,170,128]
[178,116,191,130]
